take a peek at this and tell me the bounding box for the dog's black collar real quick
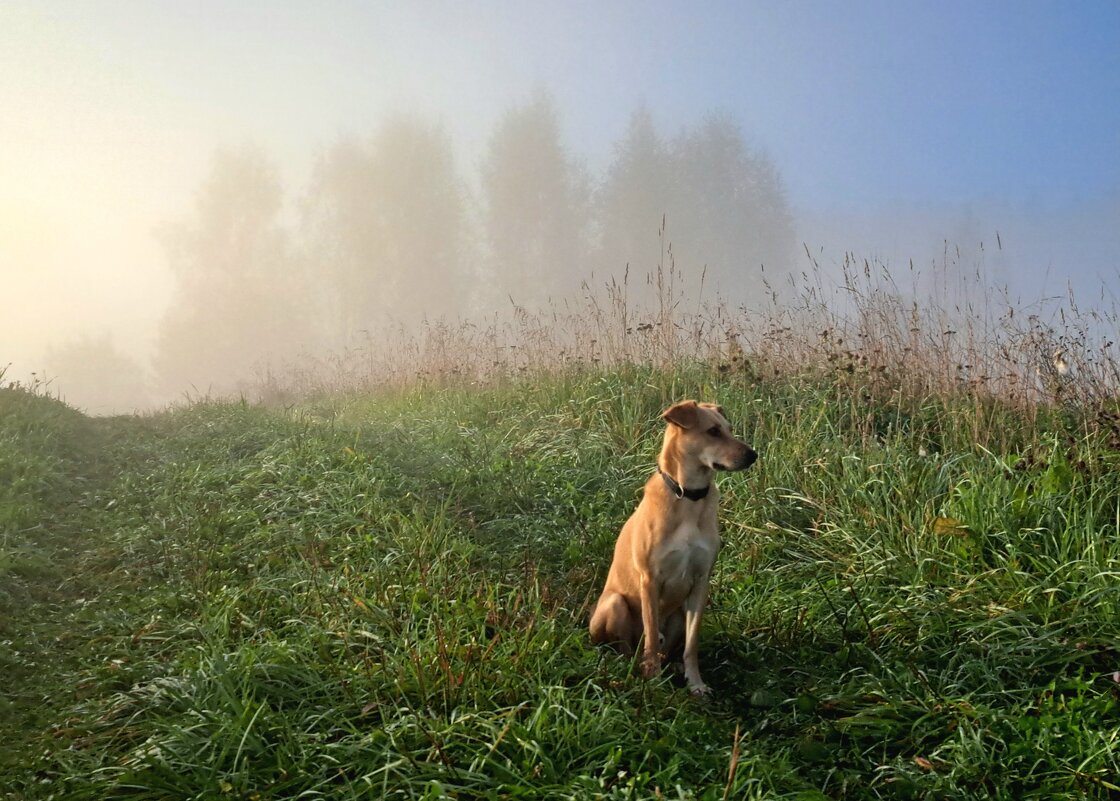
[657,466,710,501]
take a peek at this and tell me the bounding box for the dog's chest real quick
[652,521,719,602]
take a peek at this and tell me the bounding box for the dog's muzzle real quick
[714,447,757,472]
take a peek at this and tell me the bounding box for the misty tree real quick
[302,116,468,342]
[594,106,675,292]
[301,139,377,343]
[669,112,795,303]
[480,90,590,310]
[45,334,149,415]
[155,147,310,397]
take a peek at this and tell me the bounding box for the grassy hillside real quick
[2,364,1119,799]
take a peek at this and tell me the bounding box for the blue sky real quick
[2,0,1118,370]
[488,0,1120,210]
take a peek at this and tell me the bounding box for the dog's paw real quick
[688,681,711,697]
[640,656,661,679]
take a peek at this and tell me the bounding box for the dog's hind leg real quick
[589,592,639,654]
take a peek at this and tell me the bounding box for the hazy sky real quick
[2,0,1118,382]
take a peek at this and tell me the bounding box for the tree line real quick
[134,93,797,399]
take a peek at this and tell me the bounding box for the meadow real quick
[3,258,1120,799]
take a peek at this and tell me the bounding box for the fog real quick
[2,3,1117,413]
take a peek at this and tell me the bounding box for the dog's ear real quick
[662,400,700,429]
[699,401,728,421]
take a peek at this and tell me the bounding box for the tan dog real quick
[589,400,756,695]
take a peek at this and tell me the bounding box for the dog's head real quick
[662,400,757,472]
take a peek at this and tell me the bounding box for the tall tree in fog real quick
[155,147,308,396]
[302,138,378,341]
[670,112,795,301]
[595,106,674,287]
[303,117,466,341]
[481,91,589,309]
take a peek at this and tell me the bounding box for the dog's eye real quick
[707,426,722,437]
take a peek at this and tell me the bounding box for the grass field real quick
[3,351,1119,799]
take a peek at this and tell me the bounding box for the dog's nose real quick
[742,448,758,468]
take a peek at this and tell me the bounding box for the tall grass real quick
[259,240,1120,434]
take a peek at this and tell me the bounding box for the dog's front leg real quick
[638,572,661,678]
[681,576,711,695]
